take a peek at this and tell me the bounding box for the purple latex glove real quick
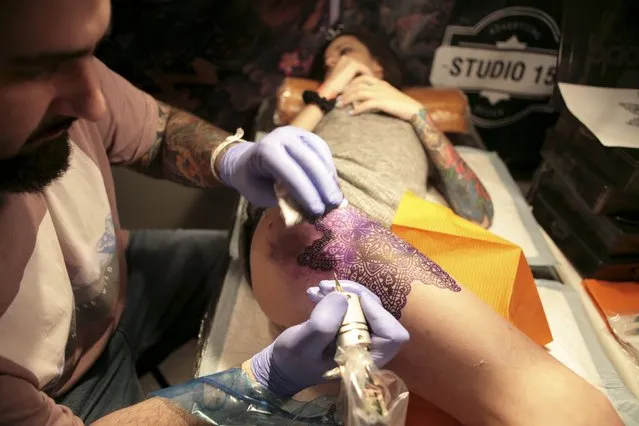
[250,283,409,398]
[217,126,344,215]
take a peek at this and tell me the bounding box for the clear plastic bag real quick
[335,347,409,426]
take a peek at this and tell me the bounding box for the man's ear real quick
[371,59,384,79]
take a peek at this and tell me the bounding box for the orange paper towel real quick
[391,192,553,346]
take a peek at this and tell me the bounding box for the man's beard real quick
[0,132,72,194]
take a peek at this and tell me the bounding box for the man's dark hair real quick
[310,27,404,88]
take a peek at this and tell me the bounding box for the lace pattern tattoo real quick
[298,208,461,319]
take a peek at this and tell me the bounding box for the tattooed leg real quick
[297,206,460,319]
[252,205,462,327]
[250,205,596,426]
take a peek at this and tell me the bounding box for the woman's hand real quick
[320,56,374,99]
[340,75,423,121]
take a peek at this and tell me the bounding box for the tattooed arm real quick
[93,397,200,425]
[131,101,231,188]
[410,108,494,228]
[339,76,493,227]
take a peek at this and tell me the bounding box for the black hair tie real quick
[302,90,337,113]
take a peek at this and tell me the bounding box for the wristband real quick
[302,90,337,113]
[210,128,246,182]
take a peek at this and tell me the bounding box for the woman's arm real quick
[289,85,332,131]
[410,108,494,227]
[291,57,373,131]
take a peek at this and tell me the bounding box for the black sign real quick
[430,6,560,129]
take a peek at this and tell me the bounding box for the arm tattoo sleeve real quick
[133,101,231,188]
[297,206,461,319]
[410,108,494,227]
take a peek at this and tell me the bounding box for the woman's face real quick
[323,35,383,79]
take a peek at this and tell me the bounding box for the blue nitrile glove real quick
[250,283,409,398]
[217,126,344,215]
[307,280,408,367]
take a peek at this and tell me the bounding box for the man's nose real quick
[50,57,107,123]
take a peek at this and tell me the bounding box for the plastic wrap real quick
[608,314,639,366]
[151,368,340,425]
[151,364,407,425]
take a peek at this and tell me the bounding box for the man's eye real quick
[340,47,353,55]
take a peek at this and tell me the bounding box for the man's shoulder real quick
[82,58,159,165]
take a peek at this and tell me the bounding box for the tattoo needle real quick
[334,272,344,293]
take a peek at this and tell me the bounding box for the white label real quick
[431,45,557,98]
[558,83,639,149]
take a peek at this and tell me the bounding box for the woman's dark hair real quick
[309,27,404,88]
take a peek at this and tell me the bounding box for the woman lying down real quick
[244,29,622,425]
[292,28,493,229]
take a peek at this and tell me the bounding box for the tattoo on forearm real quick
[297,207,461,319]
[134,101,230,188]
[132,103,170,177]
[410,108,494,227]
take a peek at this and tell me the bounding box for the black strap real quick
[302,90,337,113]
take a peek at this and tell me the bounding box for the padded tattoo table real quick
[195,144,639,424]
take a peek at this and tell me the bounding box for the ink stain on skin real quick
[298,207,461,319]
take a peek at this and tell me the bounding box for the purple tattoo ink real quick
[298,207,461,319]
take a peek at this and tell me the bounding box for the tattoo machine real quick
[323,275,410,426]
[274,182,348,228]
